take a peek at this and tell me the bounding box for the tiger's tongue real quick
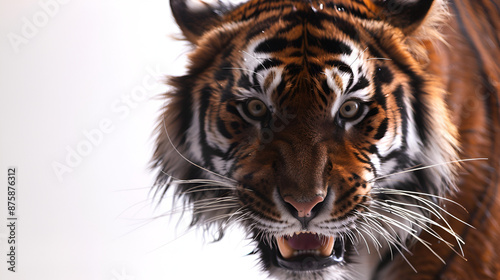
[287,232,322,250]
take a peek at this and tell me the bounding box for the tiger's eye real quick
[339,100,360,119]
[246,99,267,118]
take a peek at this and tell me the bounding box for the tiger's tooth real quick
[294,230,313,235]
[277,236,294,259]
[320,236,335,257]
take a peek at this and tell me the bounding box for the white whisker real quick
[372,188,469,213]
[371,203,457,249]
[374,188,472,256]
[366,57,392,61]
[364,209,447,264]
[354,227,371,255]
[369,158,487,183]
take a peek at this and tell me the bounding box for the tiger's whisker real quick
[369,158,488,183]
[373,188,469,214]
[372,199,459,238]
[370,203,458,249]
[358,213,407,252]
[366,57,392,61]
[179,187,236,195]
[354,227,371,255]
[357,223,383,252]
[374,188,474,238]
[363,211,447,264]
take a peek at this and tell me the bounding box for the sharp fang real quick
[277,236,294,259]
[320,236,335,257]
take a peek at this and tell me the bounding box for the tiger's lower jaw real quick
[269,232,347,271]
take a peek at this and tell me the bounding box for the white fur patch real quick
[326,46,373,132]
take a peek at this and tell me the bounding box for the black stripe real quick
[375,65,394,84]
[216,117,233,139]
[321,79,332,96]
[236,2,294,21]
[392,85,407,148]
[327,60,353,75]
[198,86,213,168]
[237,74,252,89]
[373,82,387,110]
[374,118,388,140]
[254,58,283,73]
[349,76,369,92]
[255,38,289,53]
[307,33,353,55]
[325,60,354,92]
[215,61,233,81]
[226,103,240,117]
[329,16,361,42]
[353,150,371,164]
[307,62,324,75]
[284,63,303,76]
[318,91,328,106]
[224,141,240,161]
[364,107,379,119]
[244,16,282,40]
[368,38,427,142]
[324,2,371,21]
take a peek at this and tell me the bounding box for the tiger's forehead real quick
[223,0,376,114]
[237,27,373,117]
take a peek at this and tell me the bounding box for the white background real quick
[0,0,266,279]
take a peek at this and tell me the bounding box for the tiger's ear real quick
[369,0,435,34]
[170,0,225,44]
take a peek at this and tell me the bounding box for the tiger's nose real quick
[283,196,324,218]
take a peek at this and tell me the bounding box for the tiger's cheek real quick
[234,157,284,221]
[329,170,373,218]
[322,144,374,219]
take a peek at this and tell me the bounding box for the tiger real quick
[151,0,500,279]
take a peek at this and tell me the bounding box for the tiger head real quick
[153,0,459,278]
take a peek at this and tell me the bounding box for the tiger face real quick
[153,0,460,278]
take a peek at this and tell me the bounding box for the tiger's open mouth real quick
[273,232,345,271]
